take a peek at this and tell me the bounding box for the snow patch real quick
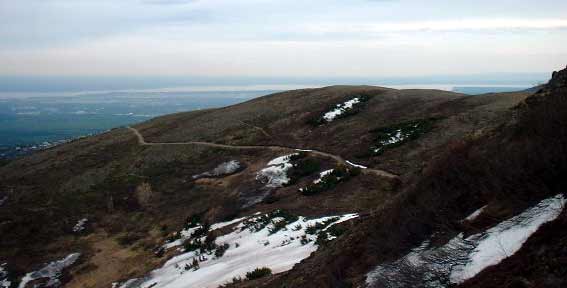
[313,169,334,184]
[120,213,358,288]
[210,217,247,231]
[346,160,367,169]
[192,160,242,179]
[366,194,566,287]
[0,263,10,288]
[72,218,88,233]
[256,154,298,188]
[464,205,487,222]
[0,196,7,207]
[323,98,361,122]
[162,226,203,250]
[18,253,80,288]
[451,194,566,283]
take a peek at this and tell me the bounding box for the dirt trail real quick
[127,126,398,179]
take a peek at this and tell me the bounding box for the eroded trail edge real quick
[127,126,398,179]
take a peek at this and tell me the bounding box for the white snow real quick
[346,160,367,169]
[451,194,566,283]
[210,217,247,231]
[0,196,7,207]
[0,263,10,288]
[313,169,334,184]
[366,194,566,287]
[192,160,242,179]
[373,129,406,153]
[119,213,358,288]
[323,98,361,122]
[267,154,298,166]
[18,253,80,288]
[72,218,88,233]
[163,226,203,250]
[256,154,298,188]
[464,205,487,222]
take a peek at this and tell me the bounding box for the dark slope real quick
[244,68,567,288]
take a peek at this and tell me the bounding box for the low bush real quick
[268,219,288,235]
[191,223,210,239]
[307,94,372,126]
[287,158,321,185]
[367,118,438,156]
[184,214,201,229]
[246,267,272,280]
[202,232,218,252]
[183,238,202,252]
[300,166,358,196]
[215,243,229,258]
[241,210,298,232]
[305,217,340,235]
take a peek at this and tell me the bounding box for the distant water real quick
[0,90,277,159]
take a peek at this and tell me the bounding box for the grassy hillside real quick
[0,83,535,287]
[249,68,567,288]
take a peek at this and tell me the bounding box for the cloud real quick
[1,0,567,76]
[142,0,197,5]
[305,18,567,34]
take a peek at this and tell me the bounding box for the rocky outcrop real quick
[523,65,567,107]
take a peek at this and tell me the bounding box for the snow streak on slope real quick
[0,263,10,288]
[119,213,358,288]
[192,160,242,179]
[72,218,88,233]
[323,98,361,122]
[256,154,298,188]
[18,253,80,288]
[463,205,487,222]
[366,194,566,288]
[450,194,566,283]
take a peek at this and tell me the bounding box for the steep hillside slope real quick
[0,82,535,288]
[247,67,567,288]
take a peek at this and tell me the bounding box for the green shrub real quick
[305,217,340,235]
[307,94,372,126]
[246,267,272,280]
[183,238,202,252]
[241,210,298,232]
[287,158,321,184]
[202,232,217,252]
[369,118,438,156]
[215,243,229,258]
[300,234,311,245]
[191,223,210,239]
[315,230,329,245]
[300,166,358,196]
[288,152,307,162]
[184,214,201,229]
[268,219,288,235]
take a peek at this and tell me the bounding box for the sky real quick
[0,0,566,77]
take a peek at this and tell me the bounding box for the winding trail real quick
[127,126,398,179]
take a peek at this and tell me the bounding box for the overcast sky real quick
[1,0,566,77]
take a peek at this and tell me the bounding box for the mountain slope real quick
[0,81,540,288]
[245,67,567,288]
